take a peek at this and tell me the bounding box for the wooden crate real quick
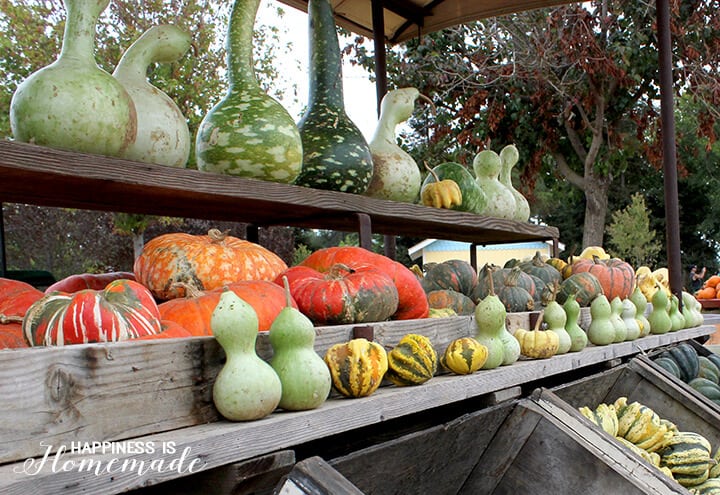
[327,390,683,494]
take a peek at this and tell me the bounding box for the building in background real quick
[409,239,562,268]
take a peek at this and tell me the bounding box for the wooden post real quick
[0,202,5,277]
[357,213,373,250]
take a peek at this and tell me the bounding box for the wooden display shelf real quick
[0,323,713,495]
[0,140,558,244]
[700,298,720,310]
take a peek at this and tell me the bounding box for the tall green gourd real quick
[269,278,331,411]
[648,282,672,335]
[609,296,627,343]
[668,294,686,331]
[212,290,282,421]
[563,295,588,352]
[10,0,136,156]
[474,274,507,370]
[113,25,192,167]
[544,297,571,354]
[293,0,373,193]
[196,0,302,183]
[630,286,651,337]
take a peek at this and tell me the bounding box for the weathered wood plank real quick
[272,457,364,495]
[0,140,558,244]
[0,326,713,494]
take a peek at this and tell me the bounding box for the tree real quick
[347,0,720,250]
[606,192,661,266]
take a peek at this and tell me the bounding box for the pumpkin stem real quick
[170,281,204,299]
[0,313,23,324]
[487,265,496,297]
[533,311,545,332]
[208,228,230,243]
[281,275,293,308]
[327,263,355,279]
[424,161,440,183]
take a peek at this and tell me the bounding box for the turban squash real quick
[134,229,287,300]
[0,278,44,349]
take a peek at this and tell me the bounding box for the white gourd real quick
[499,144,531,222]
[113,25,192,167]
[621,298,641,341]
[473,150,516,219]
[365,88,428,203]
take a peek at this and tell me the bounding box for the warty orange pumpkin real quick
[571,256,635,301]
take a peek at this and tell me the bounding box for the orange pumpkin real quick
[158,280,296,334]
[697,287,716,299]
[571,257,635,301]
[133,320,193,340]
[0,322,28,350]
[0,278,44,317]
[134,229,288,300]
[706,275,720,289]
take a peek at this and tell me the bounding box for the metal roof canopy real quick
[277,0,684,298]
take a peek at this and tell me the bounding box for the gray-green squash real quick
[293,0,373,193]
[113,25,192,167]
[196,0,302,183]
[10,0,136,157]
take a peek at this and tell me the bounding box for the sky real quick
[255,0,381,141]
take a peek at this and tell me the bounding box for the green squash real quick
[689,377,720,401]
[658,343,699,382]
[196,0,302,183]
[654,356,683,379]
[699,356,720,384]
[293,0,373,193]
[422,162,487,215]
[556,272,603,307]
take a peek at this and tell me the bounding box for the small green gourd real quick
[587,295,615,346]
[473,149,516,220]
[499,321,521,366]
[212,290,282,421]
[563,295,588,352]
[269,277,331,411]
[609,296,627,343]
[648,282,672,335]
[668,294,686,331]
[630,286,651,337]
[196,0,302,183]
[543,288,571,354]
[498,144,530,222]
[293,0,373,193]
[621,298,641,341]
[10,0,136,156]
[365,88,428,202]
[113,25,192,167]
[682,291,704,328]
[474,272,508,370]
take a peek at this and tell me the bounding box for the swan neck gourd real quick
[227,0,261,89]
[114,25,191,80]
[372,88,420,143]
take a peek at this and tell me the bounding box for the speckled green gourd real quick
[113,25,192,167]
[587,294,615,345]
[293,0,373,193]
[544,299,571,354]
[196,0,302,183]
[269,278,331,411]
[609,296,627,343]
[630,286,651,337]
[563,295,588,351]
[498,144,530,222]
[474,278,508,370]
[365,88,423,202]
[212,290,281,421]
[668,294,686,332]
[621,298,641,341]
[473,149,516,220]
[10,0,136,157]
[648,282,672,335]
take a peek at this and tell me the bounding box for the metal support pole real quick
[656,0,682,300]
[470,243,478,272]
[246,224,259,244]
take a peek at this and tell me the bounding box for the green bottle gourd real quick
[211,290,282,421]
[473,149,516,220]
[196,0,302,183]
[648,282,672,335]
[621,298,640,341]
[113,25,192,167]
[668,294,686,332]
[682,291,703,328]
[10,0,136,157]
[563,295,588,352]
[609,296,628,343]
[293,0,373,193]
[365,88,427,202]
[587,294,615,346]
[544,298,571,354]
[630,286,651,337]
[499,320,521,366]
[474,273,508,370]
[269,278,331,411]
[498,144,530,222]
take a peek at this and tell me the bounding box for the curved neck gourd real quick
[114,25,191,82]
[59,0,109,63]
[226,0,261,90]
[306,0,344,109]
[371,88,419,144]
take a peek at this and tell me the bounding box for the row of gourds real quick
[9,0,531,220]
[578,395,720,493]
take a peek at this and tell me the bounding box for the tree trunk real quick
[133,232,144,261]
[582,173,610,247]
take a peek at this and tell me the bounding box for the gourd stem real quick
[208,229,229,243]
[226,0,261,89]
[59,0,108,63]
[281,276,292,308]
[533,311,544,331]
[307,0,344,109]
[0,313,23,324]
[424,162,440,183]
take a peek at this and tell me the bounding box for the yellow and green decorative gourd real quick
[441,337,488,374]
[324,338,388,398]
[211,290,282,421]
[196,0,302,183]
[386,334,438,386]
[514,314,560,360]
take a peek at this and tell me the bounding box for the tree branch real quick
[554,152,585,190]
